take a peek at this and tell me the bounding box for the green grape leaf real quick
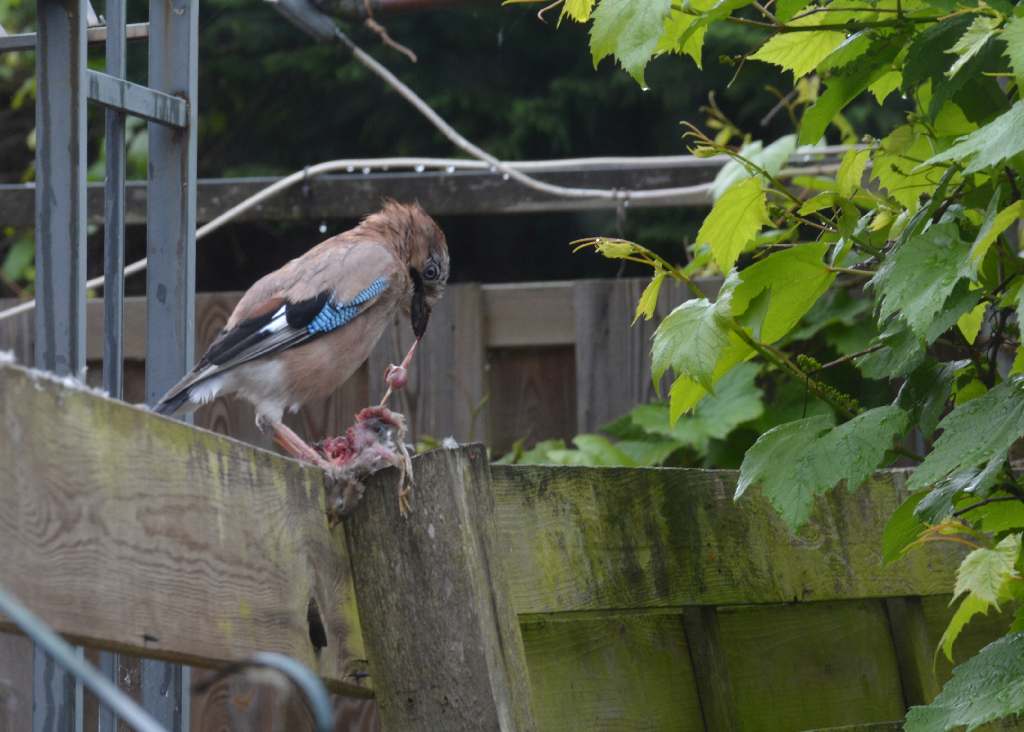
[651,296,732,390]
[871,222,971,338]
[656,2,713,66]
[798,35,901,144]
[972,499,1024,534]
[872,125,950,209]
[634,270,667,323]
[1003,16,1024,81]
[711,135,796,200]
[732,243,836,343]
[750,16,846,79]
[958,301,986,344]
[955,534,1021,607]
[909,378,1024,491]
[562,0,595,22]
[909,634,1024,728]
[775,0,806,21]
[858,321,926,380]
[614,438,684,466]
[924,100,1024,174]
[914,457,1003,525]
[630,362,763,452]
[897,359,968,437]
[737,406,909,530]
[971,199,1024,267]
[946,15,1000,78]
[590,0,673,85]
[936,593,992,665]
[668,334,754,420]
[882,491,927,563]
[868,70,902,104]
[836,147,871,197]
[697,177,771,272]
[902,14,975,89]
[818,30,873,73]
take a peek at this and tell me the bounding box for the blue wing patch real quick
[307,276,389,335]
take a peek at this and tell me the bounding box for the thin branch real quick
[812,344,885,371]
[953,495,1020,518]
[828,266,875,277]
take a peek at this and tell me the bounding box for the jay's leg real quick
[379,337,421,407]
[257,415,332,470]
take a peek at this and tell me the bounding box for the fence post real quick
[343,445,536,731]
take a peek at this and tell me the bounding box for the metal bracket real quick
[87,70,188,128]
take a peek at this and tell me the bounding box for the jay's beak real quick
[409,267,431,338]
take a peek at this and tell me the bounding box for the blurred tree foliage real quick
[0,0,905,296]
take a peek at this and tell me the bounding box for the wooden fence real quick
[0,360,1018,731]
[1,277,721,456]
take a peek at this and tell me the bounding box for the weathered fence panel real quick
[3,360,1023,731]
[0,362,367,694]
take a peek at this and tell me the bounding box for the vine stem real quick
[727,321,858,420]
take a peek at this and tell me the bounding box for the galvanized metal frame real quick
[28,0,197,727]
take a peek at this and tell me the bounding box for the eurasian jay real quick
[154,201,449,479]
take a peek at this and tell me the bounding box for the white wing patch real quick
[258,305,289,335]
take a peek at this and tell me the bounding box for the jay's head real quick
[364,200,449,338]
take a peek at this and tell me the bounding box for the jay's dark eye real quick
[422,262,440,281]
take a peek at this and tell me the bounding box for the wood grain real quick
[367,285,486,445]
[573,278,694,432]
[482,283,574,348]
[487,347,577,455]
[492,466,965,613]
[718,600,906,731]
[344,446,536,732]
[0,361,368,693]
[520,612,702,731]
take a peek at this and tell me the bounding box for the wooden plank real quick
[681,606,738,731]
[573,278,694,432]
[367,284,484,445]
[483,283,574,348]
[0,160,729,230]
[718,600,906,731]
[0,362,368,694]
[885,597,940,707]
[492,466,965,613]
[343,446,536,732]
[487,347,577,455]
[520,612,703,731]
[0,631,33,732]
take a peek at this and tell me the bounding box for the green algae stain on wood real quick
[521,612,703,731]
[492,465,962,614]
[719,600,906,731]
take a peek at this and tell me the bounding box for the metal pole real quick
[34,0,86,378]
[103,0,126,399]
[143,0,198,727]
[33,0,87,727]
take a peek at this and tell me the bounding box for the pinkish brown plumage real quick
[153,201,449,497]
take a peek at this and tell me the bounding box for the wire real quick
[0,583,166,732]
